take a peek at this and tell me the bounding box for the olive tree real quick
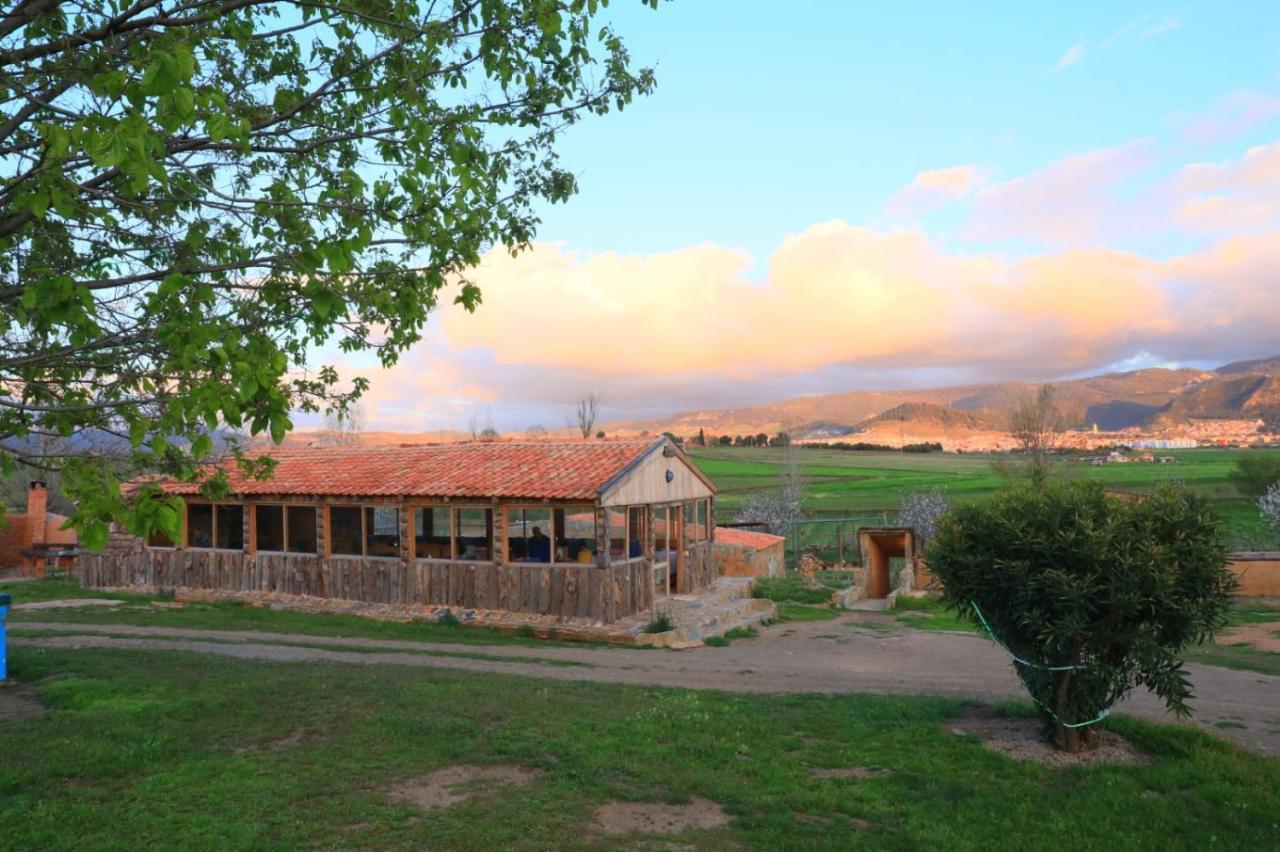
[926,481,1235,752]
[1,0,659,547]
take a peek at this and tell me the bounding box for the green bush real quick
[1229,454,1280,496]
[926,481,1236,752]
[643,612,675,634]
[752,577,831,605]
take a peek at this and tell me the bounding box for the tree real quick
[1001,384,1065,488]
[898,487,948,548]
[1229,455,1280,496]
[1,0,659,548]
[695,427,706,447]
[524,424,547,439]
[717,435,731,447]
[595,430,606,439]
[1259,483,1280,544]
[926,481,1235,753]
[769,432,791,448]
[736,438,806,536]
[321,403,363,446]
[574,391,600,439]
[754,432,769,447]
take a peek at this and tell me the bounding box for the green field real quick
[690,446,1280,551]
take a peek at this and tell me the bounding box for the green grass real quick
[774,602,840,622]
[703,626,758,646]
[690,446,1280,550]
[751,576,833,605]
[2,646,1278,849]
[892,595,978,633]
[2,579,584,649]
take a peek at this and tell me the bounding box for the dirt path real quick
[13,614,1280,757]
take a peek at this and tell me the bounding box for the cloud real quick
[316,136,1280,432]
[1055,43,1087,72]
[884,165,987,219]
[1178,91,1280,143]
[1056,13,1180,71]
[1171,139,1280,233]
[965,141,1150,247]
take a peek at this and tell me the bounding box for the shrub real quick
[926,481,1235,752]
[1229,454,1280,496]
[644,611,675,634]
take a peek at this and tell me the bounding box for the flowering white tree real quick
[1260,483,1280,544]
[900,487,950,547]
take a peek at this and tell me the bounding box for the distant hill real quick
[606,355,1280,442]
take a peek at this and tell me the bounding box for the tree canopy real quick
[1,0,658,546]
[926,481,1235,752]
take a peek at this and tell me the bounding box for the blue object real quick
[0,592,10,682]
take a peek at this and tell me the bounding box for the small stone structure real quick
[713,527,785,578]
[1227,553,1280,596]
[856,527,915,600]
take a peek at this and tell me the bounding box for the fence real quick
[786,513,899,569]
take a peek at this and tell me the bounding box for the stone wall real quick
[1228,553,1280,597]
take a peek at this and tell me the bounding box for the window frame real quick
[411,503,455,561]
[252,502,319,556]
[504,506,555,564]
[551,505,598,566]
[183,501,243,551]
[450,505,496,563]
[327,503,403,560]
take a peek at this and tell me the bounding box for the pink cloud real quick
[1172,139,1280,233]
[1179,91,1280,143]
[884,165,987,219]
[965,140,1151,247]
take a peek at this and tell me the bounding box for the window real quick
[186,503,214,548]
[507,508,552,562]
[414,506,452,559]
[186,502,242,550]
[329,505,401,557]
[365,506,400,557]
[215,504,244,550]
[256,505,284,551]
[454,508,494,561]
[329,506,363,555]
[627,506,647,559]
[287,506,318,554]
[607,508,626,561]
[653,505,670,556]
[553,507,596,564]
[254,504,317,554]
[697,500,709,542]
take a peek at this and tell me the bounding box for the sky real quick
[311,1,1280,433]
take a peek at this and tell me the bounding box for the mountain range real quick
[605,355,1280,444]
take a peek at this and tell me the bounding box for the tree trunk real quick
[1051,671,1099,753]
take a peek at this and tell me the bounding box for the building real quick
[0,482,78,576]
[78,438,717,623]
[713,527,785,579]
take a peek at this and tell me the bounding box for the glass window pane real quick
[330,506,363,555]
[669,505,683,550]
[256,505,284,551]
[365,506,400,557]
[215,505,244,550]
[415,506,452,559]
[697,500,709,541]
[455,508,493,561]
[607,508,626,561]
[554,507,596,564]
[287,506,317,554]
[627,506,646,558]
[186,503,213,548]
[507,508,551,562]
[654,506,670,554]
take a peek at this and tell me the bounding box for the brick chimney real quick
[27,480,47,545]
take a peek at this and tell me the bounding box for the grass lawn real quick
[3,646,1278,849]
[0,578,577,649]
[691,446,1280,550]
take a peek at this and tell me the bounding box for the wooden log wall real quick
[77,547,656,623]
[679,541,717,593]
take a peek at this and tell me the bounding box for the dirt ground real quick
[592,797,730,837]
[12,612,1280,756]
[0,682,47,722]
[388,765,543,812]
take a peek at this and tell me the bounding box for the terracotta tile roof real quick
[714,526,785,549]
[147,439,663,502]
